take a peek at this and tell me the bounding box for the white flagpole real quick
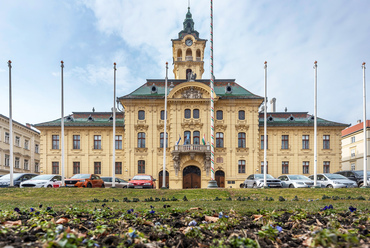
[112,63,117,187]
[363,62,367,187]
[162,62,168,188]
[264,61,267,187]
[61,61,65,186]
[8,60,14,187]
[313,61,318,187]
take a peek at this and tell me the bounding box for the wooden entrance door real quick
[158,171,169,188]
[215,170,225,188]
[183,166,201,189]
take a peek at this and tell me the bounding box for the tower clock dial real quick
[185,39,193,46]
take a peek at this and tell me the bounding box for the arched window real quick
[238,132,246,148]
[216,132,224,148]
[184,131,191,145]
[138,110,145,120]
[186,48,193,61]
[160,132,168,148]
[138,132,146,148]
[160,110,167,120]
[238,110,245,120]
[193,131,200,145]
[196,49,201,61]
[216,110,223,120]
[184,109,191,119]
[177,49,182,61]
[193,109,199,119]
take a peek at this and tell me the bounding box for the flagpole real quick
[61,61,65,186]
[112,62,117,187]
[162,62,168,189]
[313,61,318,187]
[8,60,14,187]
[362,62,368,187]
[207,0,217,188]
[263,61,267,187]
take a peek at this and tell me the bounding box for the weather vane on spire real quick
[188,0,190,9]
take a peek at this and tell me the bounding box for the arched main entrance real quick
[158,170,169,188]
[215,170,225,188]
[183,166,201,189]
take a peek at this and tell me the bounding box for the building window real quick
[160,132,168,148]
[193,131,200,145]
[261,135,268,149]
[238,160,245,173]
[238,132,246,148]
[138,160,145,174]
[15,136,20,147]
[52,135,59,149]
[216,110,223,120]
[302,135,309,149]
[73,162,80,174]
[216,132,224,148]
[15,157,20,168]
[351,149,356,158]
[24,160,29,170]
[73,135,80,149]
[184,109,191,119]
[35,162,39,173]
[5,132,9,144]
[351,136,355,143]
[351,163,356,171]
[115,162,122,174]
[138,132,146,148]
[323,135,330,149]
[138,110,145,120]
[94,135,101,149]
[282,161,289,174]
[261,161,268,174]
[94,162,101,174]
[303,161,309,174]
[115,135,122,149]
[52,162,59,174]
[24,140,29,150]
[281,135,289,149]
[184,131,191,145]
[238,110,245,120]
[5,155,9,167]
[216,157,223,163]
[160,110,166,120]
[323,161,330,173]
[35,144,39,153]
[193,109,200,119]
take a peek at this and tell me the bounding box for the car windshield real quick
[29,175,54,180]
[0,174,22,180]
[254,174,274,179]
[326,174,347,180]
[288,175,310,180]
[71,174,91,179]
[132,175,151,181]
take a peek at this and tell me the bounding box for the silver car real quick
[242,174,282,188]
[308,173,357,188]
[101,177,129,188]
[278,174,315,188]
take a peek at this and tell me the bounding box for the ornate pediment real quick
[134,124,149,132]
[182,86,203,99]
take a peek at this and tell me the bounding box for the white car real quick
[20,174,63,188]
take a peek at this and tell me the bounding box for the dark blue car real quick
[0,173,38,187]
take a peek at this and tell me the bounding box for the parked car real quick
[242,174,282,188]
[0,173,38,187]
[20,174,62,188]
[128,175,156,189]
[101,177,129,188]
[64,174,105,188]
[334,170,370,187]
[308,173,357,188]
[278,174,316,188]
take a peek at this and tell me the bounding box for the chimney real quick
[26,123,31,128]
[357,119,362,124]
[270,98,276,113]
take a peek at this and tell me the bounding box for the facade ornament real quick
[182,86,202,99]
[173,155,180,176]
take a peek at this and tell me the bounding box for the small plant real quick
[183,195,188,201]
[278,196,286,202]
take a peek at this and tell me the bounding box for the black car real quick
[0,173,38,187]
[334,170,370,187]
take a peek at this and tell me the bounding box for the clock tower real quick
[172,7,207,80]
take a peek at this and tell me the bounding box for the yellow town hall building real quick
[35,7,348,189]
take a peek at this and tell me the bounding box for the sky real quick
[0,0,369,127]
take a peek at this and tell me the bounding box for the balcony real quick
[196,57,201,62]
[185,56,193,61]
[177,57,182,61]
[172,144,211,176]
[173,144,210,153]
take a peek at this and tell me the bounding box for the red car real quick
[64,174,105,188]
[128,175,156,189]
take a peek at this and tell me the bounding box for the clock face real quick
[185,39,193,46]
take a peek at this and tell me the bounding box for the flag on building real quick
[184,133,190,145]
[202,134,206,145]
[176,135,181,145]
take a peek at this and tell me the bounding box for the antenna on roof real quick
[188,0,190,9]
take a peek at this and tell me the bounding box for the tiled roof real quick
[119,79,263,100]
[33,112,124,127]
[341,120,370,137]
[0,113,40,134]
[258,112,349,127]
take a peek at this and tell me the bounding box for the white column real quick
[263,61,267,186]
[313,61,318,187]
[8,60,13,186]
[363,62,367,187]
[61,61,65,186]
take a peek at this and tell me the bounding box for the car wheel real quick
[289,184,295,188]
[47,185,52,188]
[123,186,127,188]
[327,184,333,188]
[101,184,105,188]
[87,183,92,188]
[253,184,257,188]
[359,182,364,188]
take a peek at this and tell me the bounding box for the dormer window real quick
[225,83,232,94]
[109,115,113,122]
[287,115,295,121]
[88,115,94,122]
[151,84,157,94]
[66,115,74,122]
[268,115,274,122]
[309,115,315,121]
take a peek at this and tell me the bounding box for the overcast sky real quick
[0,0,369,127]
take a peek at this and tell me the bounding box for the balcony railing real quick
[185,56,193,61]
[196,57,201,62]
[177,57,182,61]
[174,144,210,152]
